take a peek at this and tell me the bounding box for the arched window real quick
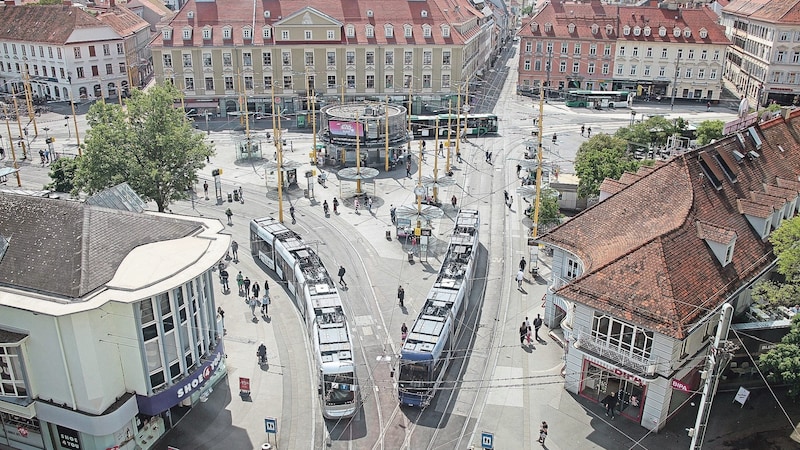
[633,26,641,36]
[659,26,667,37]
[591,24,599,34]
[623,25,630,36]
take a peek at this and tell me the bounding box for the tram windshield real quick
[399,362,430,393]
[323,372,356,404]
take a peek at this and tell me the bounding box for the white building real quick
[537,110,800,431]
[0,1,151,102]
[0,191,229,450]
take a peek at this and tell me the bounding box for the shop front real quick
[579,356,647,422]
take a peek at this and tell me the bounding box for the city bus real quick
[565,90,632,109]
[409,113,498,138]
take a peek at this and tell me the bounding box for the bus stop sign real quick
[481,432,494,449]
[264,417,277,434]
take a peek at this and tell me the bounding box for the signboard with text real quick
[239,377,251,394]
[328,120,364,137]
[57,425,82,450]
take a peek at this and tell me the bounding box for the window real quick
[587,62,595,74]
[224,76,234,90]
[305,51,314,66]
[283,75,292,89]
[534,60,541,71]
[48,47,53,58]
[203,53,212,67]
[422,74,431,88]
[327,30,335,40]
[282,51,291,65]
[385,74,393,89]
[630,65,637,75]
[559,61,566,72]
[685,68,692,78]
[404,51,413,65]
[184,77,194,90]
[103,44,110,56]
[780,31,790,41]
[772,72,782,83]
[441,74,450,88]
[524,60,531,71]
[404,25,412,38]
[632,47,638,57]
[591,313,654,360]
[589,44,597,56]
[76,67,84,78]
[366,74,375,88]
[616,64,623,75]
[205,77,214,90]
[688,49,694,59]
[713,50,720,60]
[203,28,211,40]
[243,52,252,66]
[346,51,355,65]
[701,50,707,60]
[604,44,611,56]
[777,51,785,62]
[561,43,568,54]
[242,28,252,39]
[106,63,113,75]
[74,47,82,59]
[366,25,374,38]
[346,25,355,38]
[163,29,172,40]
[182,54,192,67]
[88,46,96,57]
[346,74,355,88]
[327,51,335,66]
[441,25,450,38]
[385,51,394,65]
[659,66,666,77]
[263,51,272,66]
[574,43,581,55]
[644,66,650,76]
[263,76,272,88]
[182,29,191,40]
[422,25,431,38]
[163,54,172,68]
[57,48,62,59]
[327,75,336,88]
[423,51,431,65]
[546,42,553,53]
[263,26,271,39]
[385,24,393,38]
[710,68,717,79]
[661,48,668,58]
[566,258,579,279]
[223,52,232,67]
[442,50,450,65]
[794,52,800,63]
[572,61,580,73]
[119,62,125,74]
[536,42,543,52]
[677,49,683,59]
[646,47,652,57]
[0,345,29,398]
[244,76,253,89]
[281,30,289,40]
[602,63,609,75]
[698,68,705,79]
[366,51,374,65]
[404,74,412,88]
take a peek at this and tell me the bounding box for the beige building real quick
[149,0,497,118]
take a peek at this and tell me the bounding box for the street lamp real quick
[630,110,636,127]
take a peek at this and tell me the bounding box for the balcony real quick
[575,327,655,375]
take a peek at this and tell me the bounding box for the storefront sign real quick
[328,120,364,137]
[671,379,691,393]
[57,425,82,450]
[136,342,225,416]
[239,377,251,394]
[584,355,646,387]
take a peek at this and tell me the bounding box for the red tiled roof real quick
[722,0,800,24]
[95,6,150,37]
[518,1,618,41]
[539,112,800,340]
[0,5,102,44]
[152,0,483,48]
[696,221,736,244]
[599,178,627,196]
[764,184,797,202]
[616,6,729,45]
[736,198,772,219]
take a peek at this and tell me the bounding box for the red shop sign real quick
[239,377,251,393]
[671,379,691,393]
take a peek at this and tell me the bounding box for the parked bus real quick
[565,90,632,109]
[409,113,498,138]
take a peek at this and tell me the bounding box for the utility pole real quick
[532,83,545,238]
[689,303,734,449]
[545,48,553,103]
[671,53,680,111]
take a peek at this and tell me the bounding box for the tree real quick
[759,315,800,400]
[695,120,724,147]
[74,84,212,212]
[528,187,563,229]
[752,216,800,308]
[574,134,642,198]
[45,157,80,193]
[615,116,685,148]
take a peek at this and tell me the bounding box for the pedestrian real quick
[516,163,522,177]
[487,151,492,164]
[451,195,457,209]
[290,205,296,223]
[249,296,257,318]
[587,127,592,137]
[390,204,397,224]
[217,306,225,331]
[602,392,618,418]
[243,276,251,298]
[261,293,270,315]
[406,160,412,177]
[485,149,490,162]
[217,260,225,275]
[230,240,239,261]
[264,279,270,299]
[516,269,524,289]
[236,271,244,294]
[552,133,557,144]
[338,265,347,287]
[438,142,444,157]
[508,195,513,208]
[252,281,260,300]
[519,321,528,346]
[707,101,711,111]
[220,269,229,291]
[333,197,339,214]
[323,200,329,216]
[401,322,408,341]
[354,198,360,214]
[367,196,373,213]
[238,186,244,203]
[225,208,233,225]
[456,150,462,163]
[538,422,548,444]
[0,147,5,159]
[519,257,527,273]
[504,190,509,205]
[39,149,46,166]
[581,124,585,136]
[203,181,209,199]
[397,285,405,307]
[525,316,532,345]
[533,314,543,341]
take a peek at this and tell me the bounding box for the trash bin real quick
[407,251,414,263]
[227,193,233,202]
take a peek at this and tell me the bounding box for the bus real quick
[565,90,632,109]
[410,113,498,138]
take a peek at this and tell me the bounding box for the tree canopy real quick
[574,133,642,198]
[614,116,686,148]
[527,187,563,231]
[695,120,724,147]
[74,84,212,211]
[45,157,80,193]
[759,314,800,400]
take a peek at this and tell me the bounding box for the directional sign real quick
[481,432,493,449]
[264,417,277,434]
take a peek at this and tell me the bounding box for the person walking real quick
[217,306,225,332]
[354,198,360,214]
[516,163,522,177]
[323,200,329,216]
[230,240,239,261]
[552,133,557,145]
[581,124,585,136]
[218,260,225,275]
[261,293,270,316]
[516,269,524,289]
[707,101,711,111]
[533,314,543,341]
[367,196,373,213]
[252,281,260,300]
[238,186,244,204]
[264,279,270,299]
[225,208,233,225]
[243,276,251,298]
[248,296,257,318]
[401,322,408,341]
[525,316,532,345]
[220,269,229,291]
[438,142,444,157]
[390,204,397,224]
[338,266,347,287]
[451,195,457,209]
[485,149,490,162]
[487,151,492,164]
[538,422,548,444]
[504,190,510,205]
[236,271,244,294]
[519,257,527,273]
[333,197,339,214]
[519,321,528,346]
[587,127,592,138]
[456,149,462,163]
[602,392,618,418]
[397,285,405,307]
[290,205,296,224]
[406,160,412,178]
[203,181,209,199]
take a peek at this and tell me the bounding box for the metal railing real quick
[575,328,654,375]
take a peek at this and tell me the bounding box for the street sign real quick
[239,377,250,395]
[264,417,277,434]
[481,432,493,449]
[420,228,431,236]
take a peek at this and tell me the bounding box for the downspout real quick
[54,315,78,410]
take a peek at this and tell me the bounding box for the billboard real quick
[329,120,364,137]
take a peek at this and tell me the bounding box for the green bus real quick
[565,90,632,109]
[409,113,498,138]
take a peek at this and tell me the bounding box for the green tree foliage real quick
[45,157,80,193]
[527,187,563,228]
[614,116,685,148]
[695,120,724,147]
[752,216,800,308]
[574,134,642,198]
[74,84,212,211]
[759,315,800,400]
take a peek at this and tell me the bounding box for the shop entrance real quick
[581,361,645,421]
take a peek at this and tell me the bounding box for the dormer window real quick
[697,221,737,267]
[404,24,412,38]
[674,27,681,37]
[544,22,552,32]
[441,25,450,38]
[724,240,735,265]
[346,24,355,38]
[182,27,192,40]
[203,27,211,40]
[366,9,373,17]
[243,27,252,40]
[222,26,232,39]
[633,26,641,36]
[644,26,651,36]
[591,23,598,34]
[366,25,374,38]
[684,28,691,38]
[699,28,708,39]
[531,22,539,32]
[162,28,172,40]
[659,26,667,37]
[422,24,431,38]
[606,24,614,35]
[262,26,271,39]
[385,24,394,38]
[568,23,575,33]
[421,10,428,18]
[623,25,630,36]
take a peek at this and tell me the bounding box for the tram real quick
[409,113,499,138]
[250,217,358,419]
[398,209,481,407]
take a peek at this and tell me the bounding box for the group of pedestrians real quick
[519,314,544,347]
[234,270,271,318]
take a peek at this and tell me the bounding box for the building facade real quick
[538,110,800,431]
[149,0,498,118]
[517,1,730,101]
[0,192,229,450]
[0,2,151,102]
[720,0,800,107]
